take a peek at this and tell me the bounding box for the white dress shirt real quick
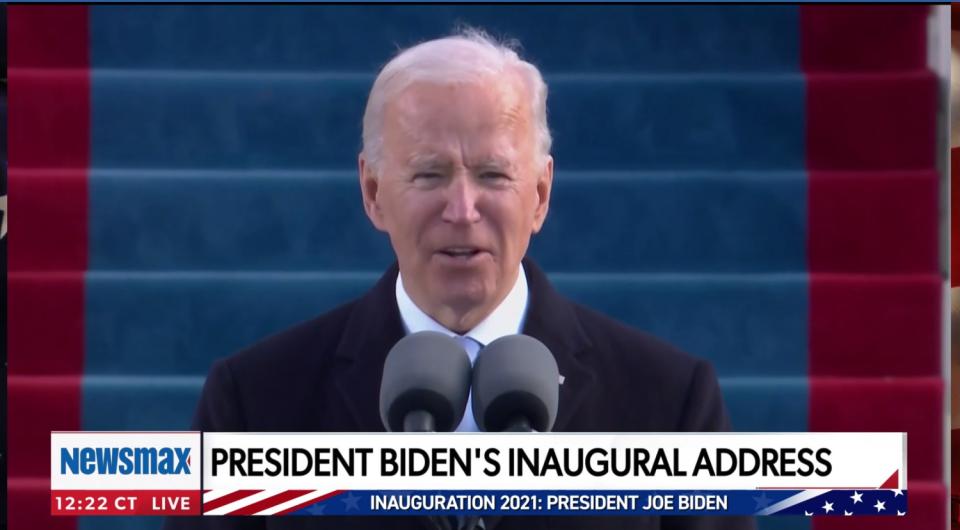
[395,264,529,432]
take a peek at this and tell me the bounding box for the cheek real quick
[387,195,441,243]
[489,203,534,247]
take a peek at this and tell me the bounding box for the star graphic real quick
[891,489,903,497]
[342,492,361,511]
[304,503,326,515]
[897,511,905,516]
[850,491,863,504]
[752,492,771,510]
[804,511,813,516]
[844,511,852,516]
[873,500,885,512]
[822,501,833,514]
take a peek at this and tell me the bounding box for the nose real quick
[441,174,482,225]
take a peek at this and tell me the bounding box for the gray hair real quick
[361,28,552,174]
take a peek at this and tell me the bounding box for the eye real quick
[412,172,443,181]
[480,171,510,181]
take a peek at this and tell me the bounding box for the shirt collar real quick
[395,263,529,346]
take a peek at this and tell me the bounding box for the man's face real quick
[360,78,552,332]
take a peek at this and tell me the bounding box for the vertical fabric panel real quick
[8,6,89,530]
[802,5,944,529]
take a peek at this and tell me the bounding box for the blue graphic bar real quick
[284,489,907,517]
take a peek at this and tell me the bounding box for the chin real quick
[435,282,492,312]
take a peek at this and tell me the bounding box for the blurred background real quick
[950,6,960,528]
[1,5,8,530]
[7,5,948,530]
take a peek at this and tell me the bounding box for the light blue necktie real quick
[454,335,483,432]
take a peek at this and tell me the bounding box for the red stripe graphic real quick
[879,471,899,490]
[202,490,262,513]
[224,490,315,516]
[274,490,345,516]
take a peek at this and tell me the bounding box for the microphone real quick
[379,331,472,432]
[471,334,559,432]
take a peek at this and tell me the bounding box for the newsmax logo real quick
[60,447,192,475]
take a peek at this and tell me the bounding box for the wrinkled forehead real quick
[383,78,533,151]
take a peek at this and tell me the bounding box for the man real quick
[167,29,754,530]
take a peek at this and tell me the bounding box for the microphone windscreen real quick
[471,334,559,432]
[379,331,472,432]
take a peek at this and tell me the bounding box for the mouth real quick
[436,246,487,262]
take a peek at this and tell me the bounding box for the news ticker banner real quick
[51,432,906,517]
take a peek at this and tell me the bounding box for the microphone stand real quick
[461,515,483,530]
[403,409,436,432]
[402,410,451,530]
[459,417,537,529]
[504,416,534,433]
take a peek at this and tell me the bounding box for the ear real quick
[359,155,387,232]
[531,156,553,234]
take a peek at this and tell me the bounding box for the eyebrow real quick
[467,156,513,171]
[404,153,514,172]
[406,153,453,170]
